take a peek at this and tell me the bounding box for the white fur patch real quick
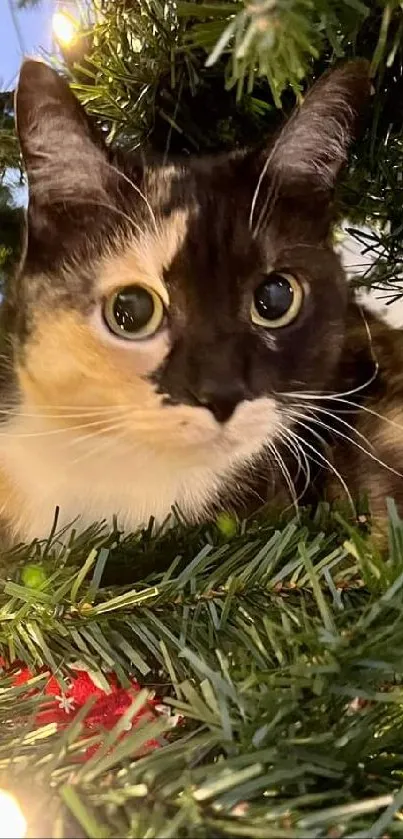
[0,396,280,542]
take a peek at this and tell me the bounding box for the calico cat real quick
[0,57,401,543]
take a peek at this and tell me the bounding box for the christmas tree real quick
[0,91,23,281]
[1,2,403,837]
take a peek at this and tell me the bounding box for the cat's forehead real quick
[97,158,259,296]
[140,155,250,218]
[97,207,190,302]
[142,163,187,211]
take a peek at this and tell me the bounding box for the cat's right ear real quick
[266,59,371,192]
[16,59,109,210]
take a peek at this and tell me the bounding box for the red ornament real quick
[0,657,178,761]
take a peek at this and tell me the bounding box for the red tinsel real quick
[0,658,175,760]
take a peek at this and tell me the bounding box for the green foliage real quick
[68,1,403,153]
[0,91,23,282]
[59,0,403,298]
[3,504,403,836]
[0,182,23,281]
[64,0,278,154]
[0,93,20,174]
[179,0,368,104]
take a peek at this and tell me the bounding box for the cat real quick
[0,57,401,544]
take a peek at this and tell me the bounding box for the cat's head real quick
[9,59,370,475]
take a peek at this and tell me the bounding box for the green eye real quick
[251,272,303,328]
[103,284,165,340]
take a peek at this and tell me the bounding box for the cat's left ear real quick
[268,59,371,191]
[15,59,109,208]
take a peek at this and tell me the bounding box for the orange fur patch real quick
[98,208,190,302]
[19,308,165,421]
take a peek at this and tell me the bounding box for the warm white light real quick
[0,790,27,839]
[52,10,78,46]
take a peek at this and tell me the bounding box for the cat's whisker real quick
[0,404,169,420]
[288,405,403,483]
[281,361,379,402]
[280,307,380,405]
[286,417,355,512]
[291,402,375,451]
[249,155,270,234]
[267,440,299,516]
[277,430,306,482]
[0,402,127,412]
[249,131,283,236]
[106,162,159,233]
[253,174,281,239]
[278,433,312,507]
[69,423,131,467]
[285,391,403,442]
[66,418,132,448]
[69,430,129,465]
[238,459,275,499]
[0,415,132,440]
[286,427,325,473]
[235,473,267,508]
[317,396,403,436]
[48,196,146,239]
[277,429,311,502]
[0,408,130,420]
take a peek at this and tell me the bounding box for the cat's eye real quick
[103,284,165,340]
[251,272,303,328]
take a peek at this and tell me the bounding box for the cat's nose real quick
[194,384,247,423]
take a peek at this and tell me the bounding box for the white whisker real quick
[318,397,403,437]
[300,403,375,451]
[286,421,355,512]
[70,424,131,467]
[282,306,379,403]
[277,430,305,482]
[277,429,311,503]
[67,418,130,448]
[249,130,284,237]
[288,406,403,483]
[107,162,158,233]
[0,415,130,440]
[253,173,280,239]
[48,196,146,239]
[0,404,173,421]
[282,363,378,402]
[0,407,130,420]
[267,440,299,516]
[283,391,403,444]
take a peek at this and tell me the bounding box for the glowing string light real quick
[52,10,78,46]
[0,789,27,839]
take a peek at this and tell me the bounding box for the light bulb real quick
[52,11,78,46]
[0,789,27,839]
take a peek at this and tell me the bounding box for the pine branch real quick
[179,0,368,104]
[68,1,403,149]
[2,503,403,836]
